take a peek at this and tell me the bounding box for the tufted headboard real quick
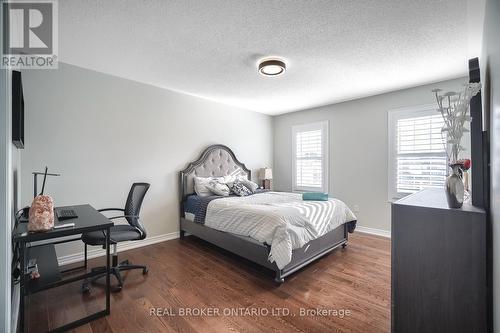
[180,144,251,202]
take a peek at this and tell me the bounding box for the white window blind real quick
[292,121,328,192]
[388,106,447,200]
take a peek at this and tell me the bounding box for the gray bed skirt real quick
[180,217,357,283]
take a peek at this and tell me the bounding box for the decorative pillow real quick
[194,177,215,197]
[239,179,259,193]
[223,175,255,189]
[231,180,253,196]
[205,180,230,196]
[221,175,236,187]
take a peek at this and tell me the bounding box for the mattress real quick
[183,190,269,224]
[183,194,219,223]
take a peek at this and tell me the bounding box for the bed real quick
[179,144,357,283]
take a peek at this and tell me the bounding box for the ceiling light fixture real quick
[258,58,286,76]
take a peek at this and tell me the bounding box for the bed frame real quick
[179,144,356,283]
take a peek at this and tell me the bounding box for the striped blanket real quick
[205,192,357,269]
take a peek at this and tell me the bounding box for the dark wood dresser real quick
[391,188,487,333]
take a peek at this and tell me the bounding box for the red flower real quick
[463,159,471,170]
[457,159,471,171]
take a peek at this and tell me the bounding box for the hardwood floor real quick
[26,232,391,333]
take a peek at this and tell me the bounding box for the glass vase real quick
[445,164,464,208]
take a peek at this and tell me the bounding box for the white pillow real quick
[194,176,215,197]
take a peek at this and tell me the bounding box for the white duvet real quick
[205,192,357,269]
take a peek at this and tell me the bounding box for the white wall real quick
[273,77,469,232]
[481,0,500,330]
[20,63,273,258]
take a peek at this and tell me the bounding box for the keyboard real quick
[56,209,78,220]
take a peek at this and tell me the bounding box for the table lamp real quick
[260,167,273,189]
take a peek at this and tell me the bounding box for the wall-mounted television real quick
[12,70,24,149]
[468,57,489,209]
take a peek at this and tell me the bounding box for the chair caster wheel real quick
[143,268,148,275]
[82,283,91,294]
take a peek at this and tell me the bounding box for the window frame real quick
[387,104,446,201]
[292,120,329,193]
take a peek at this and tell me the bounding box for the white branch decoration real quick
[433,82,481,163]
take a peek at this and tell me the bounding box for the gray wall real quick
[481,0,500,330]
[273,78,468,232]
[20,63,273,258]
[0,65,12,333]
[0,54,20,333]
[10,133,20,333]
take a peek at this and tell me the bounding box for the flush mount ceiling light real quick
[258,58,286,76]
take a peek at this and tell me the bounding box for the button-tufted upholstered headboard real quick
[180,145,251,202]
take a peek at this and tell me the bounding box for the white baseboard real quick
[356,225,391,238]
[57,231,180,266]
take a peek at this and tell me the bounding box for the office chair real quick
[81,182,150,292]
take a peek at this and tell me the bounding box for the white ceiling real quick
[58,0,484,115]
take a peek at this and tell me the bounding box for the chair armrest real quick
[98,208,125,213]
[108,215,139,220]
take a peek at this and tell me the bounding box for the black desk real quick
[13,204,114,333]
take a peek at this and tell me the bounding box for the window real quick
[292,121,328,192]
[388,105,447,201]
